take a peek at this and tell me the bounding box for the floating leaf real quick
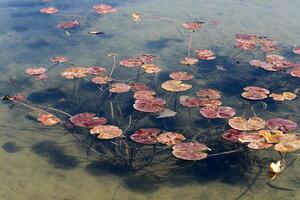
[222,129,244,143]
[86,66,106,75]
[200,106,236,119]
[172,142,208,160]
[169,71,193,81]
[269,161,282,177]
[120,58,143,68]
[182,22,204,31]
[157,132,185,145]
[133,90,156,100]
[266,118,298,133]
[291,69,300,78]
[133,98,166,113]
[50,56,69,63]
[137,54,155,64]
[57,20,79,29]
[37,114,61,126]
[241,86,269,100]
[228,116,266,131]
[26,67,46,76]
[274,133,300,152]
[258,130,283,144]
[93,4,116,14]
[198,98,222,107]
[129,82,150,92]
[269,92,297,101]
[293,47,300,55]
[90,125,122,139]
[238,132,272,150]
[40,7,58,14]
[196,89,221,99]
[195,49,216,60]
[70,113,107,128]
[91,76,112,85]
[141,64,161,74]
[109,83,131,93]
[61,67,87,79]
[130,128,160,144]
[179,96,201,108]
[161,80,192,92]
[180,57,198,65]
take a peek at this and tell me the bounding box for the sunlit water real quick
[1,0,300,199]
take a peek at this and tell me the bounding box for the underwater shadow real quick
[31,141,79,170]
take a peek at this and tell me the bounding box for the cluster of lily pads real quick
[3,2,300,179]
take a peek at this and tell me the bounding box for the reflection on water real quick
[0,0,300,199]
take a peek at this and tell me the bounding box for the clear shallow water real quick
[1,0,300,199]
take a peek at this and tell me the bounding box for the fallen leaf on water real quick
[156,108,177,118]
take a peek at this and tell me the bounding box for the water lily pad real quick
[57,20,79,29]
[182,22,204,31]
[172,142,208,160]
[161,80,192,92]
[93,4,116,14]
[222,129,244,143]
[109,83,131,93]
[228,116,266,131]
[120,58,143,68]
[37,114,61,126]
[70,113,107,128]
[26,67,46,76]
[90,125,122,139]
[91,76,112,85]
[133,98,166,113]
[274,133,300,152]
[141,64,161,74]
[157,132,185,145]
[133,90,156,100]
[179,96,201,108]
[170,71,193,81]
[200,106,236,119]
[50,56,69,63]
[40,7,58,14]
[266,118,298,133]
[61,67,87,79]
[86,66,106,75]
[130,128,161,144]
[196,89,221,99]
[195,49,216,60]
[180,57,198,65]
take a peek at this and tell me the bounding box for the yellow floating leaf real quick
[131,13,141,22]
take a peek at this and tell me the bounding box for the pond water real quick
[1,0,300,199]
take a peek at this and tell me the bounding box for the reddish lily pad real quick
[129,82,151,92]
[70,113,107,128]
[133,98,166,113]
[293,47,300,55]
[182,22,204,31]
[200,106,236,119]
[120,58,143,68]
[51,56,69,63]
[172,142,209,160]
[266,118,298,133]
[133,90,156,100]
[179,96,201,108]
[137,54,155,64]
[196,89,221,99]
[57,20,80,29]
[87,66,106,75]
[93,4,116,14]
[130,128,161,144]
[26,67,46,76]
[222,129,244,143]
